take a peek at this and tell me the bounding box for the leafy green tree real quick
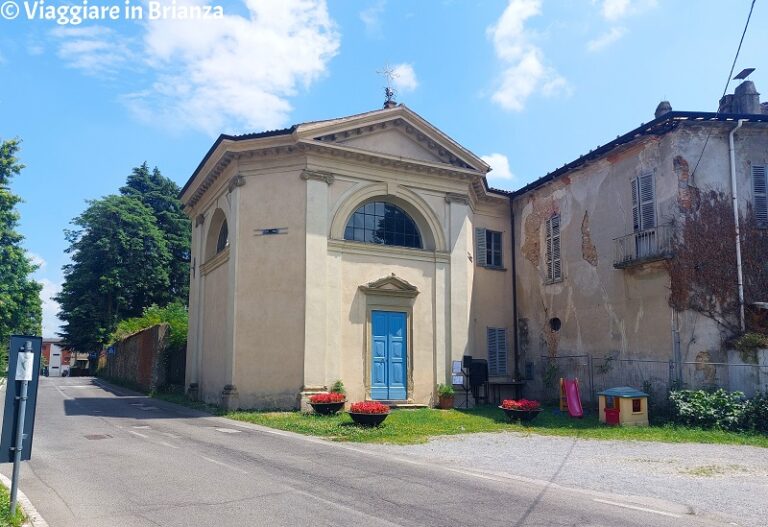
[0,138,42,356]
[56,195,171,351]
[120,163,190,304]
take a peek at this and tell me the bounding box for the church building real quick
[180,103,515,409]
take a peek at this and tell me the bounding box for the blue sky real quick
[1,0,766,336]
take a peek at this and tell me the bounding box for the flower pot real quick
[438,395,454,410]
[500,407,542,423]
[309,401,345,415]
[348,411,389,427]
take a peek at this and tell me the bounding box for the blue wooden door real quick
[371,311,407,400]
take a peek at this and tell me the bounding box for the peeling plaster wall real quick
[513,122,768,397]
[513,138,674,397]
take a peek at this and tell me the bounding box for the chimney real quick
[719,68,761,114]
[655,100,672,118]
[732,80,761,114]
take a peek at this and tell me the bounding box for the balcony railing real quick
[613,224,674,269]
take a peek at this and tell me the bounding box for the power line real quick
[690,0,757,182]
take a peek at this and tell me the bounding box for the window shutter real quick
[551,215,561,281]
[753,165,768,226]
[487,327,498,375]
[638,174,656,230]
[545,219,553,280]
[497,329,508,376]
[631,178,640,231]
[475,228,487,267]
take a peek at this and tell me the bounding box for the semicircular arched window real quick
[216,221,229,254]
[344,201,422,249]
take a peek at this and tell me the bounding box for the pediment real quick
[297,106,488,173]
[359,273,419,298]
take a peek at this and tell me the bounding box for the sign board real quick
[451,360,463,374]
[452,374,465,386]
[0,336,42,462]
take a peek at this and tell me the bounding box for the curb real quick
[0,472,49,527]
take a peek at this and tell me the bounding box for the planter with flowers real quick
[308,392,346,415]
[500,399,542,423]
[348,401,390,427]
[437,383,455,409]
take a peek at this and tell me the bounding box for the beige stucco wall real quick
[230,159,308,409]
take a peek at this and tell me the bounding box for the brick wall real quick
[103,324,170,392]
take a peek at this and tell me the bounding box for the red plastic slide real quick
[564,378,584,418]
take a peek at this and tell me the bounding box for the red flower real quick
[309,392,346,404]
[501,399,541,411]
[349,401,390,414]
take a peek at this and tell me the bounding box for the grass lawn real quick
[152,392,768,447]
[0,483,26,527]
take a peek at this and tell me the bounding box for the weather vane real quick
[377,64,399,108]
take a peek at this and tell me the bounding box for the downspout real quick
[729,119,747,333]
[509,196,521,381]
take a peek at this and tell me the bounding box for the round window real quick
[549,317,562,332]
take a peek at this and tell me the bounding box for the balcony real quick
[613,224,674,269]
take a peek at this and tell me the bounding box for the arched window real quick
[216,221,229,254]
[344,201,422,249]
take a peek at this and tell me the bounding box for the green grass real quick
[149,394,768,447]
[0,482,26,527]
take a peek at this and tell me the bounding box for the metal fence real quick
[540,354,768,411]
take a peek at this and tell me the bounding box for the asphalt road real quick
[0,377,740,527]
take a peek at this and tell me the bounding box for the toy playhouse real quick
[598,386,649,426]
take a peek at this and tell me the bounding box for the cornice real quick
[201,247,229,275]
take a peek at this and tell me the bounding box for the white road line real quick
[593,498,681,518]
[132,426,151,429]
[129,431,149,439]
[199,456,249,475]
[214,428,242,434]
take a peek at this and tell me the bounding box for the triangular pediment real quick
[359,274,419,297]
[296,106,488,173]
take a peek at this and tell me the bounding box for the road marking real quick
[129,431,149,439]
[214,428,242,434]
[199,456,249,474]
[592,498,681,518]
[138,406,158,411]
[132,425,151,429]
[161,432,180,439]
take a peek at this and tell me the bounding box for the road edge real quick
[0,472,49,527]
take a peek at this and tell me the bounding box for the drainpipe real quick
[509,196,521,381]
[728,119,747,333]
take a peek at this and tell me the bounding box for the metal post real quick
[10,341,31,516]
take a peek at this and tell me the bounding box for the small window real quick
[486,327,508,376]
[344,201,422,249]
[475,228,503,268]
[753,165,767,227]
[545,215,562,282]
[216,221,229,254]
[632,398,642,413]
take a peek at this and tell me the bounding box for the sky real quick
[1,0,766,337]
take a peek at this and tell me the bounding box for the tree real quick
[0,138,42,357]
[56,195,171,351]
[120,162,190,304]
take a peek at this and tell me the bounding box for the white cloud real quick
[53,0,340,135]
[599,0,656,21]
[488,0,569,112]
[482,153,515,184]
[391,63,418,92]
[38,278,62,338]
[28,252,47,271]
[587,26,626,52]
[51,26,134,76]
[360,0,386,37]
